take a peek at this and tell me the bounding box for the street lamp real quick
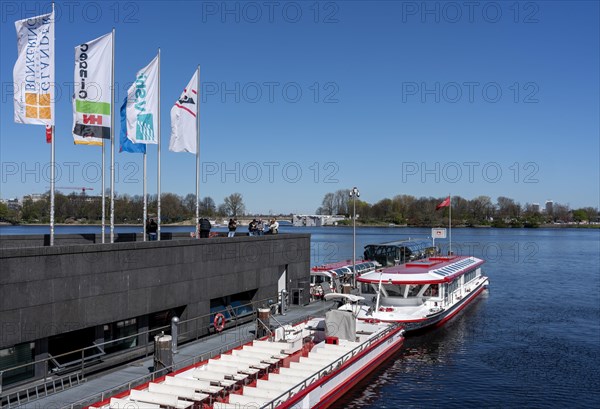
[349,187,360,288]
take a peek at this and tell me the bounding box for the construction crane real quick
[50,186,95,194]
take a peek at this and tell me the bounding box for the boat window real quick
[382,284,403,296]
[407,284,423,297]
[463,269,477,283]
[424,284,439,297]
[360,282,376,294]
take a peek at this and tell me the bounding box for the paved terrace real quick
[12,301,336,409]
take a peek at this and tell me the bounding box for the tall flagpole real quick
[143,153,147,241]
[50,125,55,246]
[195,65,200,227]
[110,28,116,243]
[157,48,161,241]
[449,193,452,255]
[101,140,105,243]
[49,2,55,246]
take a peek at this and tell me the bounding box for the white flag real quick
[169,70,198,154]
[13,10,55,125]
[72,32,113,146]
[123,55,159,144]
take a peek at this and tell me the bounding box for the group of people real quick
[149,217,279,240]
[228,218,279,237]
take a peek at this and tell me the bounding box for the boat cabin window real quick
[360,282,377,294]
[423,284,439,297]
[382,284,404,296]
[463,268,477,283]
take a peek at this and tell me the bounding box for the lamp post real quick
[349,187,360,288]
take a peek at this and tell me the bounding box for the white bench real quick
[147,382,209,402]
[109,397,160,408]
[166,375,224,395]
[228,393,270,406]
[208,359,261,376]
[191,369,238,388]
[231,350,280,365]
[242,386,285,400]
[213,402,262,409]
[218,354,271,370]
[242,345,288,359]
[129,389,192,409]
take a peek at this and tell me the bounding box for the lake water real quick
[1,225,599,407]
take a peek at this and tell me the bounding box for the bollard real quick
[154,333,173,374]
[257,308,270,338]
[280,289,287,316]
[171,316,179,354]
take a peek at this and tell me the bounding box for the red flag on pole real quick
[46,125,52,143]
[436,196,450,210]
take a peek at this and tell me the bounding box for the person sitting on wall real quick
[147,218,158,241]
[199,218,212,238]
[257,219,264,236]
[266,218,279,234]
[228,218,237,237]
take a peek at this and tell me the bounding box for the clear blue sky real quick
[1,0,599,214]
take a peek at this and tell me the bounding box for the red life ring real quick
[214,313,226,332]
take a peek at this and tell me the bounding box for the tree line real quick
[0,192,248,224]
[316,190,599,227]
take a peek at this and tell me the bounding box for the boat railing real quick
[260,323,404,409]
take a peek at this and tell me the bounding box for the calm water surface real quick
[1,225,599,407]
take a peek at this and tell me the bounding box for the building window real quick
[0,342,35,386]
[103,318,138,354]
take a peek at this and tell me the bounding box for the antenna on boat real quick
[375,270,384,312]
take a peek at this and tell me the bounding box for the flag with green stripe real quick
[72,32,112,146]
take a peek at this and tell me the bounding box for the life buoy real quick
[214,313,226,332]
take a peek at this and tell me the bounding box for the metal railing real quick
[0,296,278,408]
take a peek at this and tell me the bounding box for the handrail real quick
[60,309,323,409]
[0,296,276,404]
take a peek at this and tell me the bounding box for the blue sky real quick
[1,0,599,214]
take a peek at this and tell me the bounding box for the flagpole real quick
[195,65,200,227]
[110,27,116,243]
[157,48,161,241]
[50,125,55,246]
[101,140,105,243]
[449,193,452,255]
[49,2,55,246]
[143,152,147,241]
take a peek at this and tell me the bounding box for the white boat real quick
[339,255,489,332]
[310,260,380,299]
[88,302,405,409]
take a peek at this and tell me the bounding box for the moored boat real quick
[339,255,489,332]
[87,301,404,409]
[309,260,379,299]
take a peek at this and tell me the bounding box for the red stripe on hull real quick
[314,333,405,409]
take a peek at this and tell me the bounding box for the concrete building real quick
[0,233,310,396]
[545,200,554,215]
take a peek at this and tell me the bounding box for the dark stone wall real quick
[0,234,310,349]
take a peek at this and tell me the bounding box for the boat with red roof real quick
[338,255,489,332]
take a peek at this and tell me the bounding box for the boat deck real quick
[10,302,337,409]
[93,320,391,409]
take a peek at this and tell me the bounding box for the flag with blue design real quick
[119,98,146,153]
[122,55,158,145]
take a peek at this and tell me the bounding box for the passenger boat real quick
[338,255,489,332]
[87,299,404,409]
[310,260,379,299]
